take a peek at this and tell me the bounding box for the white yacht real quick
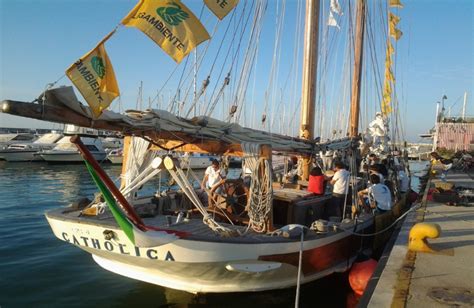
[0,133,36,149]
[39,125,107,163]
[179,153,217,169]
[107,148,123,164]
[0,132,63,162]
[101,136,123,151]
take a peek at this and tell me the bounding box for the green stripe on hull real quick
[84,161,136,244]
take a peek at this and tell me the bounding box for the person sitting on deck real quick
[328,162,350,218]
[358,174,392,214]
[201,159,226,206]
[307,167,327,195]
[284,156,299,183]
[368,165,384,183]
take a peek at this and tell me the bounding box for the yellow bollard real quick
[408,223,441,253]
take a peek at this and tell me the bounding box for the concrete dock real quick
[364,170,474,307]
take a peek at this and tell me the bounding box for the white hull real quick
[180,156,214,169]
[0,150,43,162]
[107,154,123,164]
[46,209,372,293]
[92,253,354,293]
[40,151,107,163]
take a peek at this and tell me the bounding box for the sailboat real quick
[0,0,408,294]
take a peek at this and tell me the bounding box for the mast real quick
[349,0,366,137]
[299,0,320,180]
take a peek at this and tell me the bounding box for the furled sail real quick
[1,86,355,157]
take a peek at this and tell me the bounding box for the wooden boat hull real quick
[45,208,373,293]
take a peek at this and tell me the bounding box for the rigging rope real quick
[242,142,273,233]
[164,157,237,236]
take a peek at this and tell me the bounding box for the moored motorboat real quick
[0,132,63,162]
[179,153,217,169]
[39,125,107,163]
[0,133,37,160]
[107,148,123,164]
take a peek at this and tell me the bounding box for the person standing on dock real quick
[328,162,350,218]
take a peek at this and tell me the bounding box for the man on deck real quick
[201,159,226,206]
[328,161,350,219]
[358,174,392,214]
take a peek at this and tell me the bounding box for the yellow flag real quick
[382,102,393,115]
[389,12,400,27]
[66,31,120,118]
[385,66,395,82]
[204,0,239,20]
[385,51,392,67]
[387,40,395,55]
[381,93,392,114]
[122,0,210,63]
[389,23,403,40]
[389,0,404,9]
[383,79,392,96]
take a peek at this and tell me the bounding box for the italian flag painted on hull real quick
[85,161,180,247]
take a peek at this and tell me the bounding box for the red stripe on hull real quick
[259,235,359,275]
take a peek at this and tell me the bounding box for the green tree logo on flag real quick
[91,56,105,79]
[157,2,189,26]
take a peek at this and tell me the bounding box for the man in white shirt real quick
[358,174,392,213]
[328,162,350,218]
[201,159,226,208]
[202,159,226,191]
[397,166,409,193]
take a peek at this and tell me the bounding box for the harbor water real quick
[0,161,427,307]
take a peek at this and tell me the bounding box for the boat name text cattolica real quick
[61,232,176,261]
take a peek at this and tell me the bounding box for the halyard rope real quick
[242,142,273,233]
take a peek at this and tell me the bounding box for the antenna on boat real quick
[462,92,468,120]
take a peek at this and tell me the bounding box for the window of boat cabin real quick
[85,145,99,151]
[13,134,33,141]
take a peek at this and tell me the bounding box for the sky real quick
[0,0,473,142]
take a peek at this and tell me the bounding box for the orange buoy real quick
[346,291,361,308]
[348,259,377,296]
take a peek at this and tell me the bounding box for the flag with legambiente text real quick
[122,0,210,63]
[66,31,119,118]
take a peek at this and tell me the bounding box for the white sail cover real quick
[33,87,355,155]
